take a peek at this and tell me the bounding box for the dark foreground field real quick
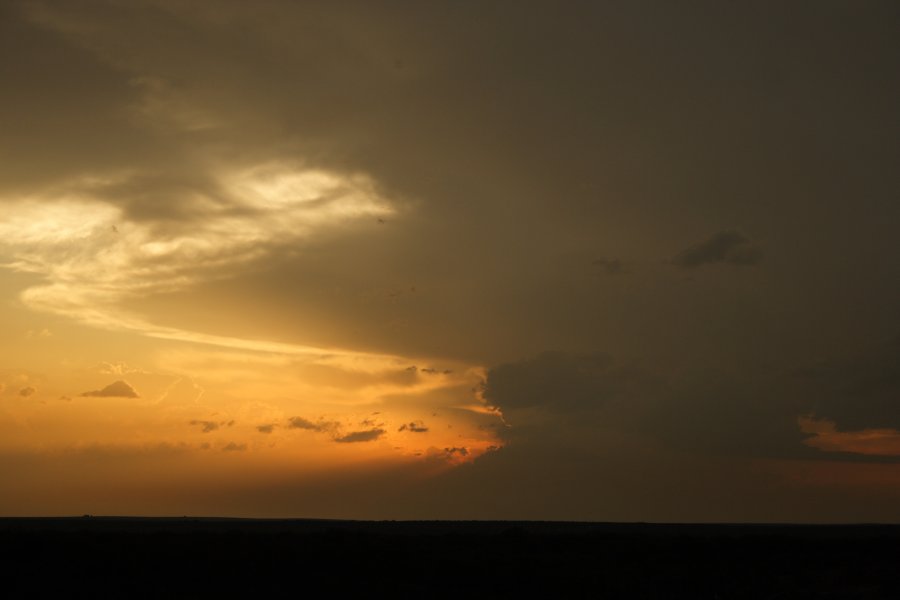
[1,518,899,598]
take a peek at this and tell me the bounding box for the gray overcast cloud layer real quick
[1,0,899,520]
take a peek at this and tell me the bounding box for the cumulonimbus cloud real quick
[0,167,437,379]
[0,166,391,334]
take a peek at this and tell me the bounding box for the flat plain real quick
[1,518,898,598]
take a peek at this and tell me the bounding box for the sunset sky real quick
[0,0,898,521]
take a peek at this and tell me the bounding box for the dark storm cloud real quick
[592,258,627,275]
[0,2,153,191]
[443,348,900,519]
[672,231,762,268]
[2,0,899,521]
[80,380,139,398]
[334,429,385,444]
[645,372,812,460]
[222,442,247,452]
[10,0,895,374]
[484,349,900,463]
[483,351,654,413]
[19,386,36,397]
[796,336,900,431]
[256,424,275,434]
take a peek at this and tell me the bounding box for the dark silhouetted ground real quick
[1,518,899,598]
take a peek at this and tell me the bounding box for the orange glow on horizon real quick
[799,416,900,458]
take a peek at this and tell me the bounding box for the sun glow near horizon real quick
[0,162,503,516]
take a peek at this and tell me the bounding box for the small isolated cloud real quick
[398,421,429,433]
[19,386,36,397]
[334,428,385,443]
[672,230,762,268]
[443,446,469,457]
[287,416,319,430]
[25,328,52,339]
[190,420,220,433]
[222,442,247,452]
[80,380,140,398]
[287,416,338,433]
[592,258,627,275]
[257,424,275,434]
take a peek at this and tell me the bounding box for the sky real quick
[0,0,898,521]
